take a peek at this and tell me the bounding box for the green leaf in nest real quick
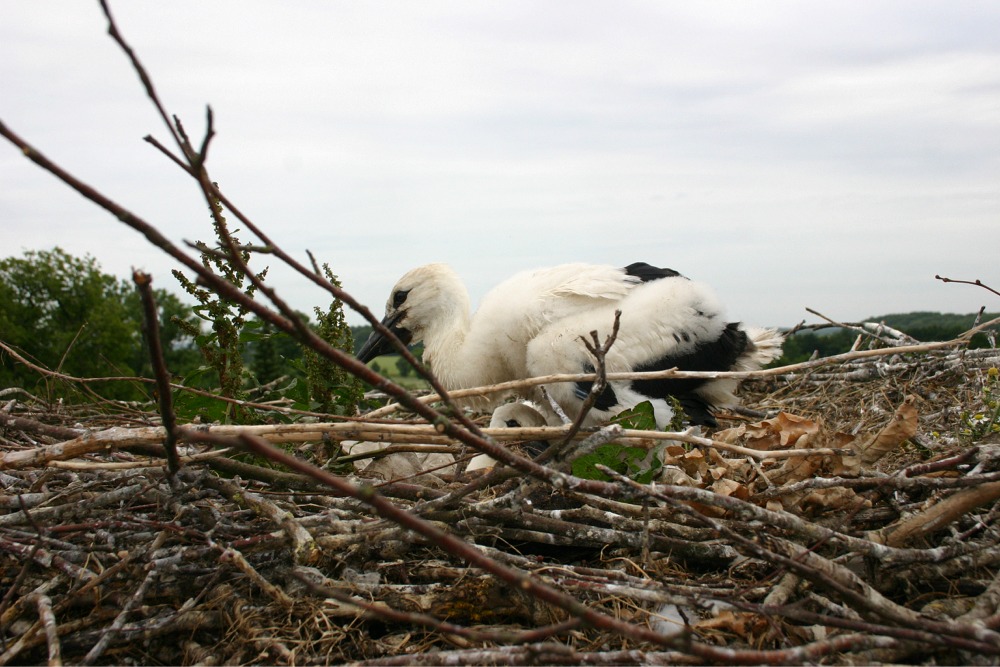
[610,400,658,430]
[571,443,662,484]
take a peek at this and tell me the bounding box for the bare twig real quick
[29,594,61,667]
[936,274,1000,299]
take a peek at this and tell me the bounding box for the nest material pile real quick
[3,342,1000,666]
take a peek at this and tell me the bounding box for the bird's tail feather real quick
[737,327,784,370]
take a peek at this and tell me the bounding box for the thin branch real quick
[132,271,180,476]
[936,274,1000,299]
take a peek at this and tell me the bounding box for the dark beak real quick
[356,311,413,363]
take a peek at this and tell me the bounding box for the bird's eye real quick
[392,289,410,309]
[505,419,521,428]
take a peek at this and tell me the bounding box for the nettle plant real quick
[169,196,362,427]
[304,262,364,417]
[172,208,264,424]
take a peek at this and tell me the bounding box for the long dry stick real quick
[0,417,854,471]
[599,466,1000,656]
[132,271,180,476]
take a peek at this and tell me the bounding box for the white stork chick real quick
[467,402,551,472]
[357,262,782,429]
[357,263,637,401]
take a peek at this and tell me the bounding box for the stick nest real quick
[3,343,1000,665]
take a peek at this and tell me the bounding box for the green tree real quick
[125,287,202,380]
[0,247,197,400]
[774,330,856,365]
[243,314,309,386]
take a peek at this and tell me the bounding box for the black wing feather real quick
[623,262,684,282]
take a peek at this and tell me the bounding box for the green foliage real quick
[611,401,658,430]
[245,319,285,386]
[304,264,364,416]
[1,244,369,425]
[351,325,373,356]
[773,330,857,365]
[571,401,663,483]
[571,443,661,483]
[0,247,196,401]
[243,315,307,386]
[171,202,266,423]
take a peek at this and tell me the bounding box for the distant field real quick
[365,355,430,391]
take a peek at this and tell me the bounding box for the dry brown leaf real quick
[768,455,822,486]
[709,465,729,481]
[658,465,701,487]
[663,444,688,458]
[765,432,826,485]
[659,444,689,469]
[827,431,863,477]
[712,423,746,444]
[765,499,784,513]
[858,395,919,465]
[680,448,709,480]
[799,487,871,514]
[711,477,750,501]
[707,447,731,467]
[743,412,820,451]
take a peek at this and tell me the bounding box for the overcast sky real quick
[2,2,999,330]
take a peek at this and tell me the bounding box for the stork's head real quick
[356,264,470,363]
